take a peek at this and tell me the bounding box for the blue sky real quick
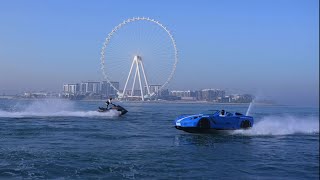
[0,0,318,106]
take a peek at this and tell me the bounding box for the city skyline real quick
[52,80,256,103]
[0,0,318,106]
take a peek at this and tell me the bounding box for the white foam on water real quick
[0,110,121,118]
[232,115,319,136]
[0,99,121,118]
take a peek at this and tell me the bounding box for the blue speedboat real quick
[174,110,253,133]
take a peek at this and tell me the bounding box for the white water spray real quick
[246,99,255,116]
[0,110,121,118]
[233,115,319,136]
[0,99,120,118]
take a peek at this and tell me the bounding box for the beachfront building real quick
[146,85,162,95]
[63,84,78,94]
[101,81,119,98]
[201,89,225,101]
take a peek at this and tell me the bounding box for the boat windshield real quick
[200,110,219,115]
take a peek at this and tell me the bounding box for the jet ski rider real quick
[106,97,113,109]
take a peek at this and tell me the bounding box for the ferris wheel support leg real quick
[131,64,138,96]
[139,60,151,95]
[123,58,135,98]
[136,62,144,101]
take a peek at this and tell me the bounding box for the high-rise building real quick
[194,90,202,100]
[159,89,169,96]
[110,82,119,97]
[68,84,77,94]
[145,85,162,95]
[170,90,192,97]
[79,81,100,94]
[101,81,119,98]
[63,84,69,92]
[201,89,225,101]
[101,81,110,97]
[63,84,78,94]
[79,83,86,93]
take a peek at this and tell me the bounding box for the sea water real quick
[0,99,318,179]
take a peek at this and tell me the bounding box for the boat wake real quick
[0,109,121,118]
[0,99,120,118]
[232,115,319,136]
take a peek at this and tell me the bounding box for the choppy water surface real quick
[0,99,319,179]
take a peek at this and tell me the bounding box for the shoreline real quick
[0,96,276,105]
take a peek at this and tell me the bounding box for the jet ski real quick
[98,104,128,115]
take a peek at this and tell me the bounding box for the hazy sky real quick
[0,0,318,106]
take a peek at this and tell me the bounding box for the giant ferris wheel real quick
[100,17,178,101]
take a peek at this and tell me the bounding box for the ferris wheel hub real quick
[134,55,142,62]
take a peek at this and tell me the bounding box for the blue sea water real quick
[0,99,318,179]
